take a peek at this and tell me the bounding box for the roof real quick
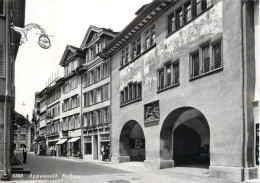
[80,25,118,49]
[15,111,32,127]
[103,0,176,55]
[59,45,85,66]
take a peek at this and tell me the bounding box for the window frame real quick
[189,38,223,80]
[145,25,156,50]
[157,60,180,92]
[0,0,5,17]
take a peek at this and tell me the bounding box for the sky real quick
[15,0,151,118]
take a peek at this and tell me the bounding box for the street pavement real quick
[9,152,259,183]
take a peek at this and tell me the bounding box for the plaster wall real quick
[110,0,253,172]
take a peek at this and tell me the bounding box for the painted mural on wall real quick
[119,57,142,91]
[119,2,223,95]
[142,1,223,96]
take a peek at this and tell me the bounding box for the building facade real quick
[80,26,116,160]
[0,0,25,179]
[32,26,117,160]
[104,0,259,182]
[13,112,33,151]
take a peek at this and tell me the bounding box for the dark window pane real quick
[166,65,171,87]
[159,70,164,89]
[213,42,222,69]
[173,63,179,84]
[192,52,200,77]
[202,44,210,73]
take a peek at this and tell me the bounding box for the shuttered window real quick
[0,44,5,78]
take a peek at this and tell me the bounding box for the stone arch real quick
[119,120,146,162]
[160,107,210,167]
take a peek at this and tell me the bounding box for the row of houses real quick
[32,0,259,182]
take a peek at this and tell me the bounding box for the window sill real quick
[142,43,156,56]
[157,83,180,93]
[62,105,80,112]
[189,67,223,81]
[83,98,110,108]
[166,5,214,39]
[83,75,109,88]
[119,44,156,70]
[120,98,142,108]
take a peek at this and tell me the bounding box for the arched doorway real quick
[120,120,145,161]
[160,107,210,168]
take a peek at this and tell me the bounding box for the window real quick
[96,67,101,81]
[85,143,92,154]
[96,110,101,125]
[89,70,95,85]
[121,47,129,66]
[96,42,102,54]
[176,8,183,28]
[96,88,102,103]
[88,47,94,61]
[191,52,200,77]
[74,114,80,129]
[158,61,180,91]
[168,0,212,36]
[63,82,71,93]
[212,41,222,69]
[168,13,176,34]
[89,91,94,105]
[196,0,202,15]
[102,107,109,123]
[102,84,109,100]
[71,77,78,90]
[145,26,156,50]
[158,69,164,90]
[120,82,142,106]
[184,1,192,23]
[132,38,141,58]
[0,0,4,16]
[190,40,222,79]
[166,64,171,87]
[103,61,109,78]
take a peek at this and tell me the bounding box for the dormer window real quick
[88,47,94,60]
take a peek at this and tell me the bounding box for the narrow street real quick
[9,152,250,183]
[11,152,129,181]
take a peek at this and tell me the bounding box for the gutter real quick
[2,0,10,180]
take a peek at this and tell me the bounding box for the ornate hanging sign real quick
[11,23,51,49]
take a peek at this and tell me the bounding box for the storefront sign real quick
[144,100,160,127]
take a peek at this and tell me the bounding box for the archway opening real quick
[160,107,210,168]
[120,120,145,162]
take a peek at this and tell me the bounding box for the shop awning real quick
[56,139,67,145]
[67,137,80,143]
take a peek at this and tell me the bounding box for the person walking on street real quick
[22,144,27,163]
[101,145,105,161]
[50,146,53,157]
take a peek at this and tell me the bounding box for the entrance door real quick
[93,135,98,160]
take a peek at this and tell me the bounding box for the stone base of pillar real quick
[244,167,259,181]
[210,166,258,182]
[111,156,130,163]
[144,160,174,169]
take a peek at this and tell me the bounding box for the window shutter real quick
[0,44,5,78]
[100,64,104,79]
[77,95,80,106]
[69,98,72,109]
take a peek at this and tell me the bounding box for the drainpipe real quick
[3,0,10,180]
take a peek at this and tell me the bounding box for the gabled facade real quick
[81,25,117,160]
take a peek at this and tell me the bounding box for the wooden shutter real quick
[0,44,5,78]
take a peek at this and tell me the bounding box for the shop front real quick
[67,137,81,157]
[56,139,67,157]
